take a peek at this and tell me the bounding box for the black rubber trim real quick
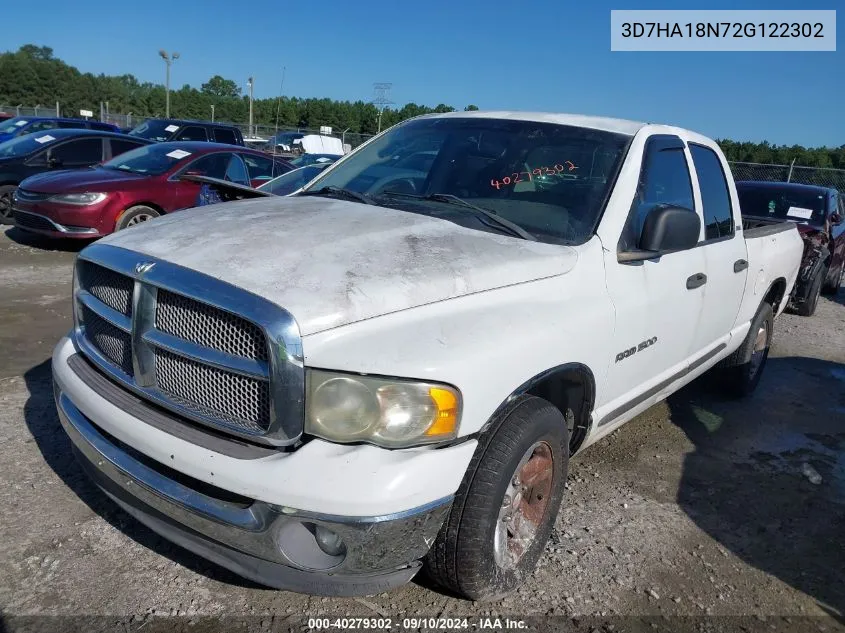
[686,273,707,289]
[734,259,749,273]
[66,353,277,460]
[743,221,797,238]
[597,343,727,426]
[74,446,420,596]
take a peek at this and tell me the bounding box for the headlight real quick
[49,192,107,205]
[306,370,461,448]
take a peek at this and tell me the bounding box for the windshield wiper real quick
[298,186,375,206]
[383,192,536,241]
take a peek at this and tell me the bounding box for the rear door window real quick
[109,138,148,158]
[57,120,86,129]
[174,126,208,142]
[212,127,237,144]
[183,152,231,179]
[224,155,249,185]
[49,138,104,166]
[690,144,734,241]
[241,154,278,182]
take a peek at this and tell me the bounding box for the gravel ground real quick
[0,226,843,632]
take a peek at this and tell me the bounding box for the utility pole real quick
[210,104,215,122]
[371,82,393,134]
[159,50,180,118]
[247,77,254,138]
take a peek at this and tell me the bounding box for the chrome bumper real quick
[55,386,451,596]
[14,209,99,234]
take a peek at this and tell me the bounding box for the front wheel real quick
[424,395,568,601]
[0,185,17,225]
[822,260,844,296]
[115,205,160,232]
[796,269,824,316]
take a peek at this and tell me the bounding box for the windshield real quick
[302,117,630,243]
[129,119,180,142]
[290,154,338,167]
[101,143,194,175]
[0,133,47,159]
[257,165,326,196]
[0,117,30,134]
[268,132,304,146]
[738,184,828,225]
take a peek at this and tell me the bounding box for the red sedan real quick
[12,142,292,238]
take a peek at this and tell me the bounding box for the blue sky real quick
[3,0,842,147]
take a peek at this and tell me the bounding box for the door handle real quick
[686,273,707,289]
[734,259,749,273]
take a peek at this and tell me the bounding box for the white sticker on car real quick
[15,120,28,126]
[34,135,55,144]
[166,149,191,159]
[165,124,180,132]
[786,206,813,219]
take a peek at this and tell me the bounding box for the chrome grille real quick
[14,189,52,202]
[154,348,270,433]
[79,260,133,317]
[80,305,133,376]
[72,244,304,445]
[156,290,267,361]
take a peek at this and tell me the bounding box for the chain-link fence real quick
[729,161,845,191]
[0,104,376,149]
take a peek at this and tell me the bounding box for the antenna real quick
[274,66,287,138]
[371,82,394,133]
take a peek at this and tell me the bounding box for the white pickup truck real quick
[52,112,802,600]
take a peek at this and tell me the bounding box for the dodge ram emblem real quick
[135,261,156,275]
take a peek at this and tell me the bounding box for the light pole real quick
[210,104,215,122]
[159,49,179,118]
[247,77,254,138]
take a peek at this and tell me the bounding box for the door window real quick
[183,152,232,179]
[690,144,734,240]
[622,137,695,250]
[49,138,103,165]
[224,155,249,185]
[174,126,208,141]
[109,139,147,158]
[241,154,278,181]
[213,128,238,144]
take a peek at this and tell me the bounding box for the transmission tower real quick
[371,82,394,133]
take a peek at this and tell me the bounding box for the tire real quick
[822,260,844,296]
[424,395,568,601]
[115,205,159,231]
[719,301,773,398]
[0,184,17,225]
[796,268,824,316]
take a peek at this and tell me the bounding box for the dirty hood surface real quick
[102,197,578,335]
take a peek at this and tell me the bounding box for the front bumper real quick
[13,209,102,238]
[55,385,452,595]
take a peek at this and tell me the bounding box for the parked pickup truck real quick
[52,112,803,600]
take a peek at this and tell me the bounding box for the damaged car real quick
[737,181,845,316]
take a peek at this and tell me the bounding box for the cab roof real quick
[419,110,646,136]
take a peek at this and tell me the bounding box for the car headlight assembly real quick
[305,370,461,448]
[50,192,107,206]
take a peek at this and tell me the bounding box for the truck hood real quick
[20,167,147,192]
[101,197,578,335]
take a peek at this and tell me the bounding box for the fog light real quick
[314,525,346,556]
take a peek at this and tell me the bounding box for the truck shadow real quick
[21,359,266,590]
[667,356,845,622]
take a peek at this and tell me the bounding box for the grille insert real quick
[81,305,133,377]
[156,290,267,361]
[14,211,55,232]
[79,261,133,317]
[154,348,270,433]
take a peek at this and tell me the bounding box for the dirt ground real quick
[1,226,843,632]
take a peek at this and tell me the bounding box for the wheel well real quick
[522,364,595,456]
[764,278,787,312]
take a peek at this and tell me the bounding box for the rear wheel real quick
[718,301,773,398]
[115,205,159,231]
[424,395,568,601]
[0,185,17,225]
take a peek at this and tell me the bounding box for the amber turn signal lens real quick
[426,387,459,436]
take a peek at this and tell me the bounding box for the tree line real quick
[1,45,842,168]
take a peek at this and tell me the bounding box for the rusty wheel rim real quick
[493,441,554,570]
[749,321,769,378]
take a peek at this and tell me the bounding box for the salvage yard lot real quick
[0,227,843,628]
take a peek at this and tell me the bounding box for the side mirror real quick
[830,212,843,226]
[619,204,701,262]
[48,156,62,169]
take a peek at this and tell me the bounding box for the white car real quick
[52,111,802,599]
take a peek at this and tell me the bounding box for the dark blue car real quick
[0,117,119,144]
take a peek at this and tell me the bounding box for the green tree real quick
[201,75,241,98]
[464,104,479,111]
